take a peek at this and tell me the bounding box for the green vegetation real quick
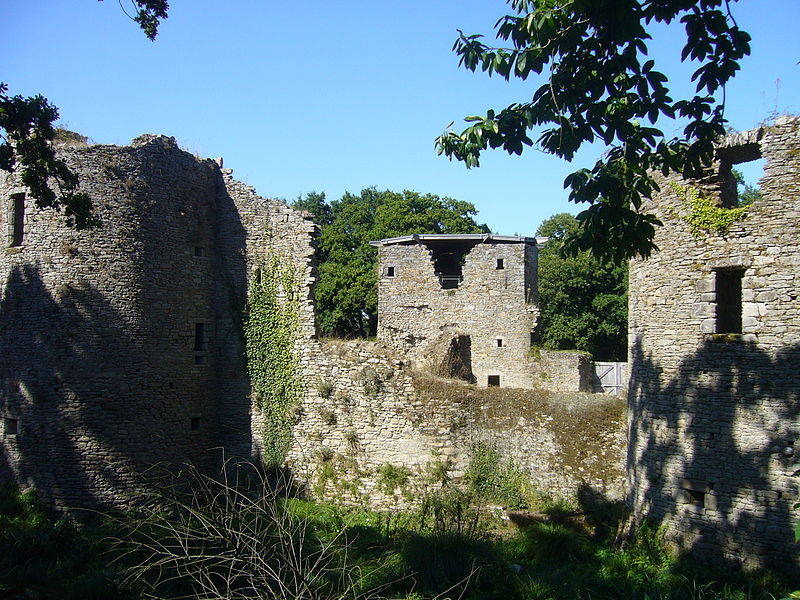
[535,213,628,361]
[436,0,752,262]
[244,255,304,467]
[292,188,488,338]
[671,182,749,238]
[1,479,793,600]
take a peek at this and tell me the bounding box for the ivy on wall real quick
[670,182,748,238]
[244,254,304,468]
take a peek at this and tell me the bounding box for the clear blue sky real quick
[2,1,798,235]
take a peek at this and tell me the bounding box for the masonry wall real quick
[376,240,540,389]
[627,117,800,569]
[286,339,626,509]
[0,135,223,509]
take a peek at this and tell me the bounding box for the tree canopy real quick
[436,0,751,262]
[293,188,489,338]
[535,213,627,361]
[0,1,169,229]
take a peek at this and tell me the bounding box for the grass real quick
[0,478,795,600]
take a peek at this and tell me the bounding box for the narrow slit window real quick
[487,375,500,387]
[715,269,745,334]
[10,193,24,247]
[194,322,206,351]
[496,338,503,348]
[386,266,395,277]
[496,258,504,270]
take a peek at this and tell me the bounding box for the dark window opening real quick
[427,241,478,289]
[4,418,18,435]
[496,258,504,270]
[487,375,500,387]
[190,417,201,431]
[715,269,745,334]
[717,144,763,208]
[10,193,24,247]
[386,266,395,277]
[194,246,204,257]
[194,323,206,351]
[194,355,205,365]
[496,338,503,348]
[686,489,705,508]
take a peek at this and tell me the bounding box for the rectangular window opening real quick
[190,417,201,431]
[487,375,500,387]
[194,355,205,365]
[10,193,24,247]
[194,322,206,351]
[686,489,705,507]
[496,338,503,348]
[386,266,395,277]
[4,418,19,436]
[194,246,204,257]
[496,258,504,270]
[715,269,745,334]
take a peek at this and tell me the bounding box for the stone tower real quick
[0,135,316,510]
[627,117,800,569]
[371,234,541,388]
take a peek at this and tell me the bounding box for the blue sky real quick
[2,1,798,235]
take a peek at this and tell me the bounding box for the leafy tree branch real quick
[436,0,751,262]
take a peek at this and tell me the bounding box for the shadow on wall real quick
[627,337,800,571]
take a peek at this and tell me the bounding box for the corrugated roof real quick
[368,233,540,246]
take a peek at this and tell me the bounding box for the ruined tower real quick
[627,117,800,569]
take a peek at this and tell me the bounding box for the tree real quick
[534,213,627,361]
[436,0,751,262]
[0,1,169,228]
[293,188,489,338]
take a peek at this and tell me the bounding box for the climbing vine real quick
[670,182,748,238]
[244,254,304,468]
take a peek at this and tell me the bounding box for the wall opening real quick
[487,375,500,387]
[496,338,503,348]
[4,418,19,436]
[717,144,763,208]
[10,193,24,247]
[190,417,201,431]
[715,269,745,334]
[425,240,479,289]
[386,266,395,277]
[194,246,205,257]
[435,334,475,382]
[194,322,206,351]
[496,258,504,270]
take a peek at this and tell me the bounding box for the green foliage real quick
[671,182,748,237]
[436,0,752,262]
[465,441,531,509]
[294,188,489,338]
[0,84,100,229]
[376,463,412,497]
[0,483,124,599]
[244,255,304,468]
[535,213,628,361]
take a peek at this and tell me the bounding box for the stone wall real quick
[374,237,542,389]
[627,117,800,569]
[286,339,627,509]
[0,135,318,511]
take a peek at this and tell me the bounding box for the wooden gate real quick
[593,362,627,394]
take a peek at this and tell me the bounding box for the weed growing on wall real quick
[670,182,748,237]
[245,255,304,468]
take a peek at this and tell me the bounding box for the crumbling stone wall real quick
[627,116,800,569]
[287,339,626,509]
[374,237,542,389]
[0,135,318,511]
